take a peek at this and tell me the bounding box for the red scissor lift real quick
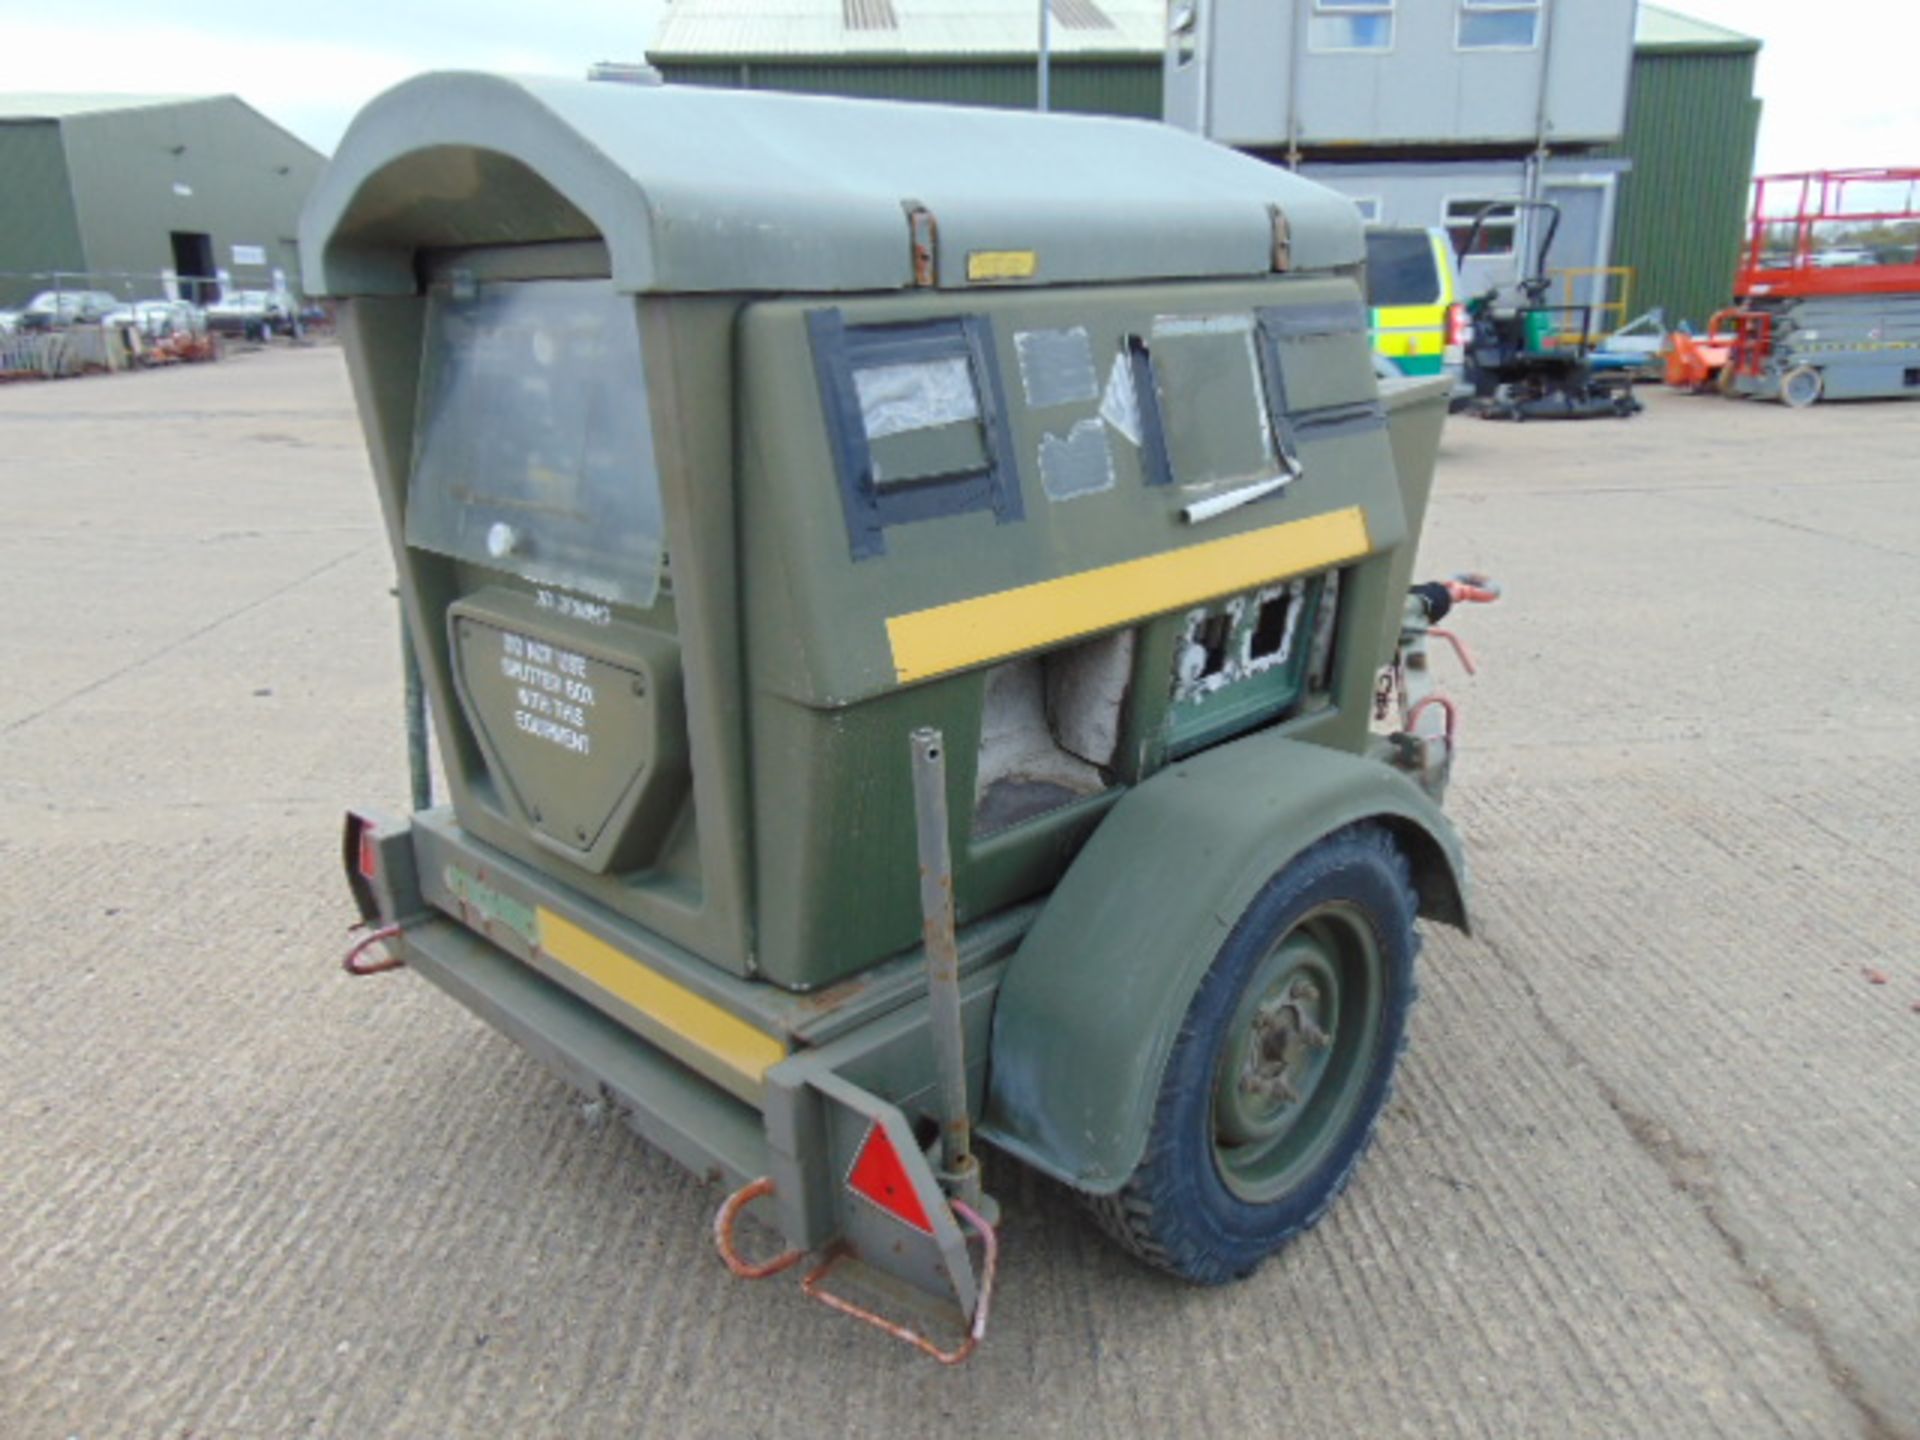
[1715,168,1920,406]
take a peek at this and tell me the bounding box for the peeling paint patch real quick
[1014,326,1098,409]
[1038,419,1116,502]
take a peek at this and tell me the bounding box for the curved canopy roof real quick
[301,72,1361,298]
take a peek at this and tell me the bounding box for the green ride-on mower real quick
[1458,199,1641,421]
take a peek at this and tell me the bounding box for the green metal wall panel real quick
[0,122,84,307]
[656,59,1163,119]
[1600,49,1761,329]
[60,97,325,299]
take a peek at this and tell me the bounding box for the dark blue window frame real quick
[807,309,1024,560]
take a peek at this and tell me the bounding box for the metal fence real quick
[0,324,144,380]
[0,267,310,312]
[1,266,333,380]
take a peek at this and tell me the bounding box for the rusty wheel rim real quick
[1211,902,1383,1204]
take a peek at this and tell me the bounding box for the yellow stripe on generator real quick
[536,908,787,1095]
[886,506,1370,683]
[967,250,1039,282]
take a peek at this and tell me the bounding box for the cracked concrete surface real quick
[2,349,1916,1438]
[1482,928,1903,1440]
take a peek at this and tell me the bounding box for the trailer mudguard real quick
[979,729,1467,1196]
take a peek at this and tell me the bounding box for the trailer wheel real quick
[1088,825,1417,1284]
[1781,365,1823,409]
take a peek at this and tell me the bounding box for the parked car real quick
[104,299,208,339]
[206,290,297,339]
[1363,225,1470,405]
[17,289,122,331]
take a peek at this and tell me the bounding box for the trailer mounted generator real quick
[306,72,1493,1362]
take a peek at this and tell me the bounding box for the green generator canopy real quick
[303,66,1429,997]
[301,71,1363,297]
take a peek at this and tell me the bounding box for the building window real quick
[1458,0,1541,49]
[1445,199,1517,257]
[1310,0,1394,52]
[1350,196,1382,224]
[1366,229,1445,306]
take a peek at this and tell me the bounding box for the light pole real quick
[1037,0,1052,111]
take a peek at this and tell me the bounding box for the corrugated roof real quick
[0,93,205,121]
[649,0,1162,59]
[1633,5,1759,52]
[842,0,900,30]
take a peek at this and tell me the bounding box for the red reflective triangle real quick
[846,1122,934,1234]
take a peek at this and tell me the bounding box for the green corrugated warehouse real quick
[0,94,325,309]
[1601,8,1762,329]
[647,1,1761,329]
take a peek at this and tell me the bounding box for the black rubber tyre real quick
[1088,824,1418,1284]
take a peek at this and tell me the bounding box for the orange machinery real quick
[1713,168,1920,406]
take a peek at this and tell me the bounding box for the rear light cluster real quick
[343,810,383,924]
[1446,303,1468,348]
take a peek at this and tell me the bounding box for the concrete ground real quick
[2,347,1915,1439]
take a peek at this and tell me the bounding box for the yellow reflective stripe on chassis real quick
[886,505,1371,684]
[535,908,787,1087]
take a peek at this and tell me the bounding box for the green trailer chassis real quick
[345,717,1468,1359]
[351,803,1016,1355]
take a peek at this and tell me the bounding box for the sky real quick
[0,1,668,152]
[1669,0,1919,174]
[0,0,1913,176]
